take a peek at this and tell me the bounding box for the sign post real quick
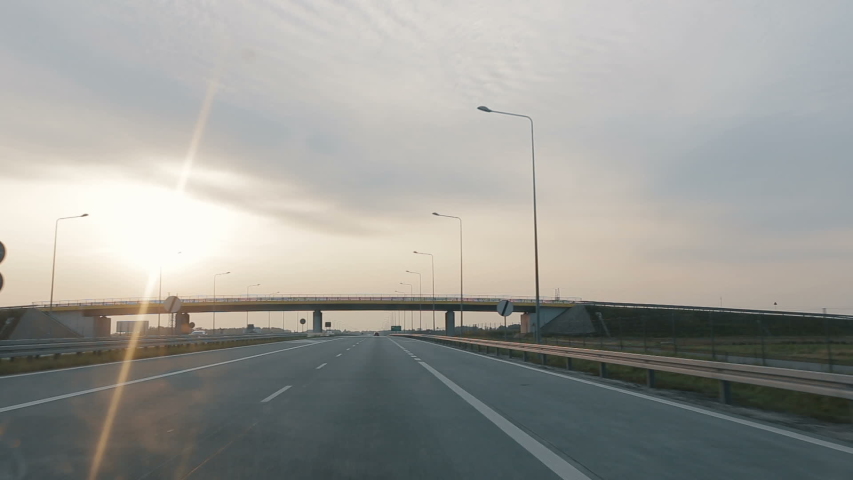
[497,300,514,340]
[163,296,182,335]
[299,318,306,333]
[0,240,5,292]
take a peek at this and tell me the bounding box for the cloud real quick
[2,0,852,253]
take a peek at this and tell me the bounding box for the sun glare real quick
[89,182,233,273]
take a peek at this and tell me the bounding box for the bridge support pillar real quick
[313,311,322,333]
[444,311,455,336]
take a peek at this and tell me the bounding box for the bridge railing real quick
[24,295,580,309]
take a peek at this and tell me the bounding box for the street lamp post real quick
[414,251,435,331]
[246,283,261,327]
[212,272,230,332]
[433,212,463,336]
[405,270,422,331]
[49,213,89,314]
[395,288,411,331]
[478,106,542,344]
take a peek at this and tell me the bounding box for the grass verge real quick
[488,345,852,423]
[0,336,303,377]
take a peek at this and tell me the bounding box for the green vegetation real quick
[0,336,302,376]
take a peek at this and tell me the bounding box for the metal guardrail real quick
[0,333,305,359]
[399,335,853,404]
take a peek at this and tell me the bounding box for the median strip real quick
[0,340,331,414]
[0,336,308,377]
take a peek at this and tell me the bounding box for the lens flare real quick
[88,55,225,480]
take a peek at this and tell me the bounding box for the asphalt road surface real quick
[0,336,851,479]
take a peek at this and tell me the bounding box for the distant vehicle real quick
[374,332,380,336]
[190,330,206,335]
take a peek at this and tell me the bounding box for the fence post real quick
[757,319,766,366]
[618,317,624,351]
[719,380,732,404]
[824,310,834,373]
[709,311,716,361]
[646,369,656,388]
[671,312,678,356]
[599,362,607,378]
[565,357,573,370]
[642,316,647,353]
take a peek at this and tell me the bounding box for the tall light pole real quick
[478,106,542,344]
[246,283,261,327]
[405,270,422,331]
[395,288,410,331]
[433,212,463,336]
[158,251,181,334]
[49,213,89,314]
[47,213,89,313]
[212,271,230,332]
[414,251,435,331]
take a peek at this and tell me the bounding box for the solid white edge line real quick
[0,339,319,380]
[412,338,853,456]
[316,363,327,370]
[419,361,590,480]
[389,337,590,478]
[0,340,335,414]
[261,385,292,403]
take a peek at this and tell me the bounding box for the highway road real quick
[0,336,851,479]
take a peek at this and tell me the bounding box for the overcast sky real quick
[2,0,851,330]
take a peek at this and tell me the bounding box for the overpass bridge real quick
[1,295,579,339]
[4,295,849,340]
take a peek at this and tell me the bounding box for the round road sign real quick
[497,300,514,317]
[0,241,5,264]
[163,296,183,313]
[300,318,306,325]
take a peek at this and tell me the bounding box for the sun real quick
[87,182,234,273]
